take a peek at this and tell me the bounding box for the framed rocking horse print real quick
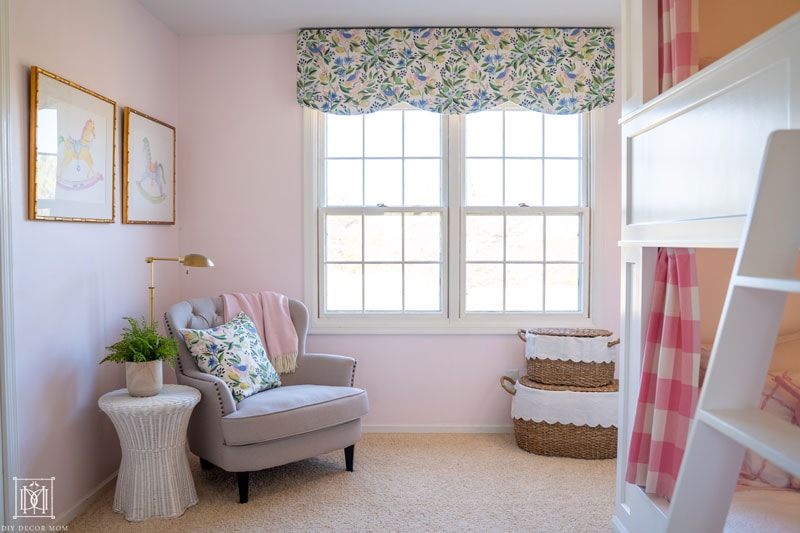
[28,66,116,222]
[122,108,176,224]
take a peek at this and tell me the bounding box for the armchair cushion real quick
[221,384,369,446]
[181,312,281,403]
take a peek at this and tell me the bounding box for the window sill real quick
[308,315,597,335]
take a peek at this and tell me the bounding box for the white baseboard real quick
[57,470,117,526]
[363,425,513,434]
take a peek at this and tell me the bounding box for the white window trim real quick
[303,107,599,334]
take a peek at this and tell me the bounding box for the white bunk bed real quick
[614,13,800,533]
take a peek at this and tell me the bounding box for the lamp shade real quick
[181,254,214,268]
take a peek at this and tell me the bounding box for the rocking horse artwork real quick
[122,107,175,224]
[134,137,168,204]
[29,66,116,222]
[57,118,105,191]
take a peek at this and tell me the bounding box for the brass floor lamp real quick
[146,254,214,327]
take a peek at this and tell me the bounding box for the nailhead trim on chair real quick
[350,360,357,387]
[214,383,225,415]
[164,313,184,374]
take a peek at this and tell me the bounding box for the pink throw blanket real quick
[222,291,298,374]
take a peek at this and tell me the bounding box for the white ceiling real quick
[135,0,620,36]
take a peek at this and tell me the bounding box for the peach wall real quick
[695,248,800,351]
[176,34,622,430]
[699,0,798,66]
[8,0,179,522]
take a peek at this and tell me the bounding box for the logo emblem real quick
[13,477,55,519]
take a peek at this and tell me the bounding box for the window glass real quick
[326,115,363,157]
[465,112,503,157]
[364,111,402,157]
[544,114,580,158]
[365,159,402,206]
[404,111,441,157]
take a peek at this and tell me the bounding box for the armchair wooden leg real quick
[199,458,214,470]
[237,472,250,504]
[345,444,355,472]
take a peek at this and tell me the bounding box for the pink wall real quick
[176,34,622,430]
[9,0,180,521]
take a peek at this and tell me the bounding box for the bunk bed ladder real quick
[665,129,800,532]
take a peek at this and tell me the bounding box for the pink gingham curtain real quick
[658,0,699,92]
[626,248,701,501]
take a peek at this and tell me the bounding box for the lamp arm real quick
[145,254,213,329]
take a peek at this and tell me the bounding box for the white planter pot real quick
[125,361,163,397]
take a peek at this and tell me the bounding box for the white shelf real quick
[734,275,800,293]
[699,408,800,478]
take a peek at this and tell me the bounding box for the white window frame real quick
[303,105,596,334]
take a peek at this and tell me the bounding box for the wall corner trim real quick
[0,0,21,525]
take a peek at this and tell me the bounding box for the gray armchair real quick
[164,296,369,503]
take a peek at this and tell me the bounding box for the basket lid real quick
[521,327,613,338]
[518,376,619,393]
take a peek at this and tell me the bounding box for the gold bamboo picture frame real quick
[29,66,116,222]
[122,108,176,224]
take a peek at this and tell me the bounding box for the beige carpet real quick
[69,433,616,532]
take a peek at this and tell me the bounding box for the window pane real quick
[465,111,503,157]
[364,111,402,157]
[405,111,441,157]
[404,159,441,206]
[505,159,542,207]
[544,114,580,157]
[326,264,362,311]
[465,159,502,206]
[466,215,503,261]
[405,264,441,311]
[506,215,543,261]
[505,111,543,157]
[365,159,402,206]
[325,215,362,261]
[365,264,402,311]
[465,264,503,311]
[326,160,362,206]
[506,264,543,311]
[546,215,581,261]
[327,115,363,157]
[318,107,588,321]
[545,264,580,311]
[364,213,402,261]
[544,159,580,206]
[405,213,441,261]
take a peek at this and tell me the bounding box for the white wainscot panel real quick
[629,59,789,226]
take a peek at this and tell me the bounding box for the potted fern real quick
[101,317,178,397]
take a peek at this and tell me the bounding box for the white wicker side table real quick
[99,384,200,521]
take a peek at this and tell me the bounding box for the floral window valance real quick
[297,27,614,115]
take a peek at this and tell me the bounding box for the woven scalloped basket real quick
[520,327,618,388]
[512,377,618,460]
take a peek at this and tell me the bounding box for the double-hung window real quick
[305,104,591,333]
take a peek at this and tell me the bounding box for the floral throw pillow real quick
[739,370,800,490]
[181,312,281,403]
